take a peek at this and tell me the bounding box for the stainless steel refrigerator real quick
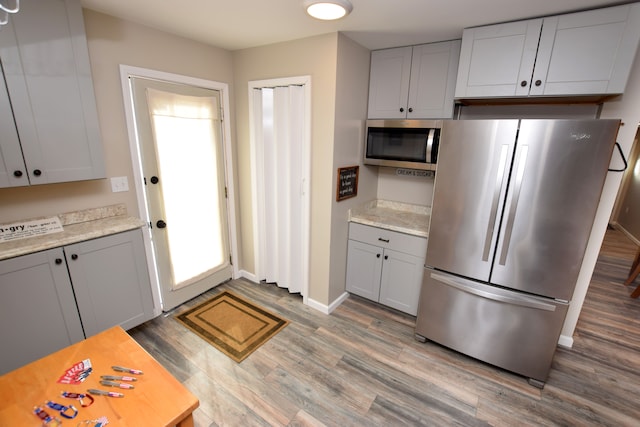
[415,119,620,387]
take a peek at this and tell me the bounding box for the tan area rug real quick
[175,291,288,362]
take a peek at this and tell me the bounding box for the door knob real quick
[150,176,159,184]
[156,220,167,228]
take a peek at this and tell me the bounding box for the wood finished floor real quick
[128,228,640,426]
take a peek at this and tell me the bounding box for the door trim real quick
[119,65,239,315]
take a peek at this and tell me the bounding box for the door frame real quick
[119,65,239,315]
[248,76,311,302]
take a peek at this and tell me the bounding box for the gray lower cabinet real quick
[0,229,154,374]
[346,223,427,315]
[0,248,85,375]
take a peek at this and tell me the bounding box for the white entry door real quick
[128,76,232,311]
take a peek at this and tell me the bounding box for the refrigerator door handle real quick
[483,144,510,261]
[499,146,529,266]
[431,272,557,312]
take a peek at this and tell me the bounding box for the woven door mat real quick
[175,290,288,362]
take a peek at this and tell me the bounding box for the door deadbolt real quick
[156,220,167,228]
[150,176,159,184]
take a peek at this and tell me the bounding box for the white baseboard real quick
[558,334,574,349]
[613,223,640,246]
[239,269,258,283]
[306,292,350,315]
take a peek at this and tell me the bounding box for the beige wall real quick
[613,127,640,241]
[232,34,340,305]
[327,34,373,303]
[0,10,234,225]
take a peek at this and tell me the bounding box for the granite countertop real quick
[348,200,430,238]
[0,204,146,261]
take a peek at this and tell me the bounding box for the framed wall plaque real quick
[336,166,359,201]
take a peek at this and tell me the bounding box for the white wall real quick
[376,168,435,206]
[560,48,640,346]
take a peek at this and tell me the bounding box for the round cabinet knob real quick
[384,255,389,260]
[520,81,528,87]
[13,170,23,177]
[535,80,542,86]
[376,254,381,258]
[71,254,78,260]
[55,258,63,265]
[399,107,404,113]
[33,169,42,176]
[156,220,167,229]
[150,176,159,184]
[408,107,413,113]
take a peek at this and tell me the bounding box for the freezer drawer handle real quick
[431,272,557,312]
[483,145,510,261]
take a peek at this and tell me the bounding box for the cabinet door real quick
[531,3,640,96]
[407,40,461,119]
[346,240,383,302]
[455,19,542,98]
[367,46,413,119]
[378,248,425,316]
[0,0,104,185]
[0,249,84,375]
[0,67,27,188]
[65,229,154,337]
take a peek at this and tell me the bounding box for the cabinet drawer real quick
[348,222,427,257]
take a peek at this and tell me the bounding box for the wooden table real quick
[0,326,199,426]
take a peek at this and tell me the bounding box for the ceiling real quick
[80,0,629,51]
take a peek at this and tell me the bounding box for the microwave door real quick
[364,122,440,170]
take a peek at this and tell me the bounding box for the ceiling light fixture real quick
[304,0,353,21]
[0,0,20,26]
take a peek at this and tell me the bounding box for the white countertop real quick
[0,204,146,261]
[348,200,430,238]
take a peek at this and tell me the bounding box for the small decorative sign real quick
[337,166,359,201]
[396,168,434,178]
[0,217,64,242]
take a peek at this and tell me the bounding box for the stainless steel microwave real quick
[364,119,442,171]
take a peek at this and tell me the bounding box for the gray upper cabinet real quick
[368,40,461,119]
[455,3,640,99]
[0,0,105,188]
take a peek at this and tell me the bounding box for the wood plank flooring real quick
[128,228,640,426]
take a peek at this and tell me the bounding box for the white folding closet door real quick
[256,85,305,294]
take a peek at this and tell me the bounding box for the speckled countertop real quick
[0,204,146,261]
[348,200,430,238]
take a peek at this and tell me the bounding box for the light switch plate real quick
[111,176,129,192]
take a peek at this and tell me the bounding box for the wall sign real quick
[396,168,434,178]
[337,166,359,201]
[0,217,64,242]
